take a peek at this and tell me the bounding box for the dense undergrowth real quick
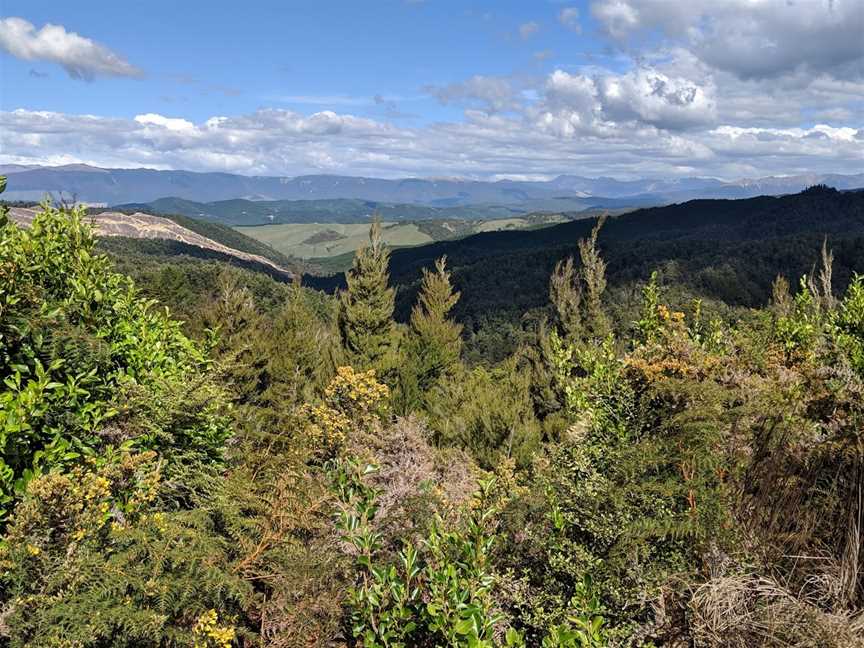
[2,188,864,646]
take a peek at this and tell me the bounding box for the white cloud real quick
[590,0,864,81]
[558,7,582,33]
[713,124,860,144]
[544,70,599,117]
[134,114,196,133]
[599,67,716,129]
[537,66,716,132]
[426,75,519,113]
[0,17,142,80]
[591,0,639,39]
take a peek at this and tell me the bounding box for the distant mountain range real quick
[3,164,862,208]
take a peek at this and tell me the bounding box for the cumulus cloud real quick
[590,0,864,81]
[536,65,716,133]
[543,70,599,118]
[599,67,716,129]
[0,17,142,80]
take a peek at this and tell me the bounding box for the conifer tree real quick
[579,214,611,340]
[549,255,582,341]
[548,214,610,342]
[409,256,463,392]
[338,216,396,369]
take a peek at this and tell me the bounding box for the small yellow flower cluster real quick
[147,511,168,534]
[300,367,390,457]
[192,609,236,648]
[628,355,698,380]
[300,402,352,456]
[324,366,389,418]
[126,456,161,510]
[657,304,684,322]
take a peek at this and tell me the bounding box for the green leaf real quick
[453,618,476,635]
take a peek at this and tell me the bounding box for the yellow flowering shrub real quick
[325,366,390,417]
[301,402,352,456]
[0,450,254,646]
[0,451,161,566]
[193,609,237,648]
[628,300,723,382]
[299,366,389,457]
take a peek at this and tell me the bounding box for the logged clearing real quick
[8,207,296,278]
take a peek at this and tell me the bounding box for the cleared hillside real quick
[8,207,297,279]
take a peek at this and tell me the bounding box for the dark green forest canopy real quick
[306,187,864,354]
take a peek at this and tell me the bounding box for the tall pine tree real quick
[409,255,462,393]
[338,217,396,370]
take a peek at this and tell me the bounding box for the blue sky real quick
[4,1,621,123]
[1,1,862,179]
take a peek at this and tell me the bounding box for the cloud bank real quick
[0,17,142,80]
[1,2,862,179]
[2,100,860,181]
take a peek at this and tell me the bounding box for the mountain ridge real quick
[5,164,863,206]
[303,187,864,338]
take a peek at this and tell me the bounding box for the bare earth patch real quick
[9,207,295,279]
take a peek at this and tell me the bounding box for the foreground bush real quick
[0,203,230,519]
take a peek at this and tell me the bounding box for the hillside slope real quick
[305,187,864,339]
[112,197,538,224]
[8,207,297,279]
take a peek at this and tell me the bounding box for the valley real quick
[235,212,573,269]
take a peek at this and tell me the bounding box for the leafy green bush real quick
[833,274,864,375]
[0,203,230,518]
[332,457,522,647]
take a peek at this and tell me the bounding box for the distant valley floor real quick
[235,214,573,271]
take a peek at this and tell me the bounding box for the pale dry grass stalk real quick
[690,571,864,647]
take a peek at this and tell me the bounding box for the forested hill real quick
[305,186,864,337]
[383,186,864,274]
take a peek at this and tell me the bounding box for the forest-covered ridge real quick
[304,186,864,361]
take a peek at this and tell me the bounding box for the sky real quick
[0,0,862,180]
